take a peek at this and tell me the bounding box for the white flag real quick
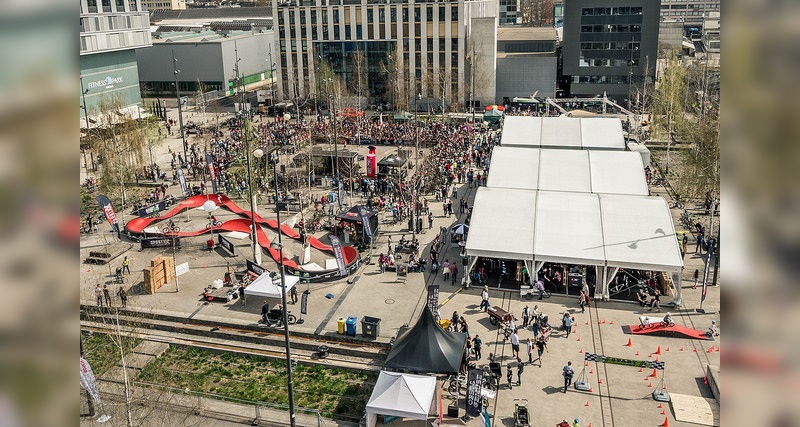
[80,357,102,406]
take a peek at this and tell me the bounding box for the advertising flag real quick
[205,152,218,193]
[80,357,102,406]
[95,194,120,234]
[466,368,484,416]
[359,207,375,239]
[329,235,348,277]
[177,168,188,196]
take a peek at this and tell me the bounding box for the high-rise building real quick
[659,0,719,30]
[80,0,152,123]
[271,0,475,110]
[561,0,660,106]
[498,0,519,25]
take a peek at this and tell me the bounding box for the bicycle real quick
[163,221,180,234]
[205,219,223,229]
[650,176,667,186]
[670,198,685,209]
[680,210,694,229]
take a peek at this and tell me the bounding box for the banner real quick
[79,357,102,406]
[465,367,484,417]
[300,290,309,314]
[337,181,344,209]
[701,244,713,303]
[206,153,218,193]
[217,234,235,255]
[141,237,180,249]
[427,284,440,315]
[95,194,120,234]
[247,259,266,276]
[359,207,375,238]
[583,352,666,370]
[329,235,348,277]
[177,168,188,196]
[135,198,172,218]
[366,146,377,178]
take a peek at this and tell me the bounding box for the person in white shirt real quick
[510,329,520,358]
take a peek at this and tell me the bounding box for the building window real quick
[426,6,433,21]
[439,6,445,21]
[300,10,306,23]
[312,26,318,39]
[427,38,433,50]
[451,7,458,21]
[290,12,295,25]
[311,10,317,22]
[322,12,328,24]
[402,7,408,22]
[379,8,385,23]
[334,26,340,38]
[333,9,339,22]
[367,8,374,23]
[345,25,351,39]
[414,6,420,21]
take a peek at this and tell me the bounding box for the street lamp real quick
[250,148,265,265]
[172,50,188,169]
[269,150,297,427]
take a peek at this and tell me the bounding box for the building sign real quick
[141,237,180,249]
[87,76,124,90]
[465,368,484,416]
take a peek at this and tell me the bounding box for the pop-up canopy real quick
[243,272,300,299]
[365,371,437,427]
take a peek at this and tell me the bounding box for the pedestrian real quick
[534,335,548,367]
[564,314,574,338]
[121,256,130,275]
[693,268,700,289]
[379,253,387,273]
[466,336,473,360]
[536,278,545,300]
[473,335,482,360]
[102,284,112,308]
[648,288,661,312]
[578,292,586,313]
[510,328,520,358]
[117,287,128,308]
[506,365,514,390]
[696,233,704,253]
[562,361,575,393]
[479,286,490,312]
[682,233,688,254]
[451,264,459,286]
[94,284,103,307]
[388,235,393,253]
[261,301,272,326]
[526,337,534,364]
[451,311,460,332]
[459,316,469,337]
[522,305,530,328]
[428,213,433,229]
[517,357,524,385]
[239,285,246,305]
[290,285,298,304]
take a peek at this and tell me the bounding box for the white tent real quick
[486,147,648,196]
[500,116,626,150]
[365,371,437,427]
[464,188,685,306]
[243,272,300,299]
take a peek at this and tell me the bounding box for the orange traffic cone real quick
[655,346,662,355]
[586,321,590,325]
[655,357,660,362]
[589,369,594,374]
[716,347,721,352]
[635,351,640,356]
[579,349,584,353]
[679,346,684,351]
[693,348,698,352]
[625,338,633,347]
[573,328,577,333]
[610,320,614,325]
[658,403,663,409]
[665,347,670,352]
[588,423,592,427]
[651,369,658,378]
[598,378,603,384]
[577,336,581,342]
[649,354,653,358]
[661,410,666,415]
[648,382,653,388]
[589,387,593,392]
[585,361,589,366]
[585,401,590,406]
[639,367,643,372]
[87,268,92,272]
[661,416,670,426]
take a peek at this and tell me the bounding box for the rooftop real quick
[150,6,272,23]
[151,29,268,43]
[497,26,558,42]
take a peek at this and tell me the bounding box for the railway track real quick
[587,303,616,427]
[80,305,389,372]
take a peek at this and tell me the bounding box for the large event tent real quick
[486,147,648,196]
[243,272,300,299]
[464,187,684,306]
[500,116,626,150]
[365,371,437,427]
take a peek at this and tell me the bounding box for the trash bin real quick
[362,316,381,338]
[345,316,358,336]
[337,318,346,335]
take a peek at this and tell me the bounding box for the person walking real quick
[562,361,575,393]
[260,301,272,326]
[506,365,514,390]
[693,268,700,289]
[526,337,534,364]
[479,286,490,312]
[102,285,112,308]
[578,292,587,313]
[516,357,524,385]
[510,328,520,358]
[536,278,546,300]
[696,233,705,254]
[290,286,298,304]
[451,265,459,286]
[564,314,574,338]
[522,305,530,328]
[239,285,246,305]
[121,256,130,275]
[387,236,393,253]
[451,311,460,332]
[442,260,451,281]
[117,286,128,308]
[428,213,433,229]
[682,233,688,255]
[534,335,548,367]
[459,316,469,337]
[94,284,103,307]
[473,335,482,360]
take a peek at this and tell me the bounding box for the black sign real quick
[465,368,484,417]
[427,284,440,314]
[584,352,665,370]
[247,259,266,276]
[96,194,121,234]
[218,234,235,255]
[136,199,172,218]
[300,290,309,315]
[141,237,180,249]
[329,236,348,277]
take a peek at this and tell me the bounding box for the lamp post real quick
[172,50,188,169]
[270,150,297,427]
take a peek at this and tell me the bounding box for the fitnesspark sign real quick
[87,76,123,90]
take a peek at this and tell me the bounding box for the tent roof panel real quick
[580,118,626,149]
[537,150,591,193]
[534,191,605,265]
[366,371,436,420]
[243,272,299,299]
[499,116,541,148]
[485,147,540,190]
[588,150,649,196]
[541,117,582,148]
[599,195,684,271]
[465,188,536,261]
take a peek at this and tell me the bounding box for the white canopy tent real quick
[500,116,626,150]
[486,147,648,196]
[464,188,684,306]
[243,272,300,299]
[365,371,437,427]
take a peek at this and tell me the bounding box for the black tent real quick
[384,306,467,374]
[335,205,379,241]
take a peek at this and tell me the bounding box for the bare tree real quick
[379,50,404,111]
[520,0,553,26]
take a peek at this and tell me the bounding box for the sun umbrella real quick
[452,223,469,235]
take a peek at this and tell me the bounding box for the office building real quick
[141,0,186,10]
[498,0,519,25]
[495,27,558,101]
[561,0,660,105]
[272,0,503,111]
[659,0,719,30]
[80,0,152,124]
